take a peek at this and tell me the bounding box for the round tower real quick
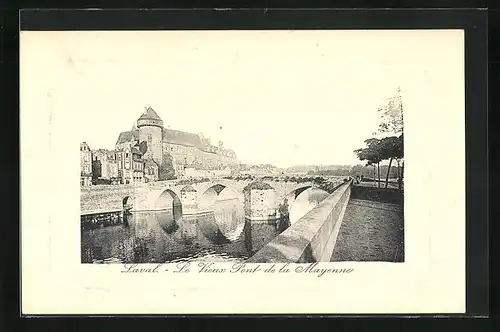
[137,106,163,165]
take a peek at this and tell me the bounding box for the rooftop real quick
[163,129,203,148]
[138,106,162,121]
[145,159,159,167]
[131,147,143,155]
[116,130,139,146]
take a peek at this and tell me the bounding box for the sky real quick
[20,30,462,168]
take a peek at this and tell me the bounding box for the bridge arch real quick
[198,184,243,210]
[122,195,136,213]
[122,196,132,208]
[156,189,182,212]
[154,189,183,233]
[197,183,245,241]
[279,185,330,224]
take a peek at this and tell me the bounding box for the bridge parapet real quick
[246,180,352,263]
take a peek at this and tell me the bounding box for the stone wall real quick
[163,143,238,171]
[80,184,149,215]
[180,189,198,212]
[243,188,277,220]
[246,181,352,263]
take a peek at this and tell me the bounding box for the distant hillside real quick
[285,165,353,173]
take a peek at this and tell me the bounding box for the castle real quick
[115,106,238,178]
[80,107,239,186]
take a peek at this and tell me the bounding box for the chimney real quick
[218,141,223,149]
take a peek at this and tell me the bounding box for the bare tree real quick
[373,86,405,190]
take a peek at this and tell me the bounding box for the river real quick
[81,188,329,264]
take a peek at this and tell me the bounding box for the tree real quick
[354,138,383,187]
[138,141,148,155]
[373,86,405,190]
[378,135,404,188]
[374,86,404,136]
[395,133,405,190]
[158,153,176,181]
[364,138,383,187]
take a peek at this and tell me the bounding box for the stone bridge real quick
[80,178,344,219]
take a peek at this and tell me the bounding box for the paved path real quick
[331,186,404,262]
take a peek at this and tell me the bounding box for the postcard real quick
[20,29,465,314]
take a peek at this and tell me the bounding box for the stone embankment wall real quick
[80,184,149,215]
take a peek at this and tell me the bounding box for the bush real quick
[314,177,326,183]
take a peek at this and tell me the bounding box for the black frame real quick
[7,8,489,324]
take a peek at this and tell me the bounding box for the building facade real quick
[116,107,238,178]
[91,149,120,184]
[81,106,239,186]
[116,139,145,184]
[80,142,93,186]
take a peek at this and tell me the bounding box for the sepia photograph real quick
[20,22,470,314]
[77,31,405,265]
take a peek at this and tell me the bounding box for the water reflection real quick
[288,188,329,224]
[156,210,180,234]
[81,192,323,264]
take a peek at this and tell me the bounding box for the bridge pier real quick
[180,185,198,214]
[243,217,280,254]
[242,181,281,253]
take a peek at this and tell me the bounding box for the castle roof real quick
[138,106,162,121]
[93,149,116,157]
[163,129,203,148]
[115,127,236,159]
[116,130,139,145]
[131,147,143,155]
